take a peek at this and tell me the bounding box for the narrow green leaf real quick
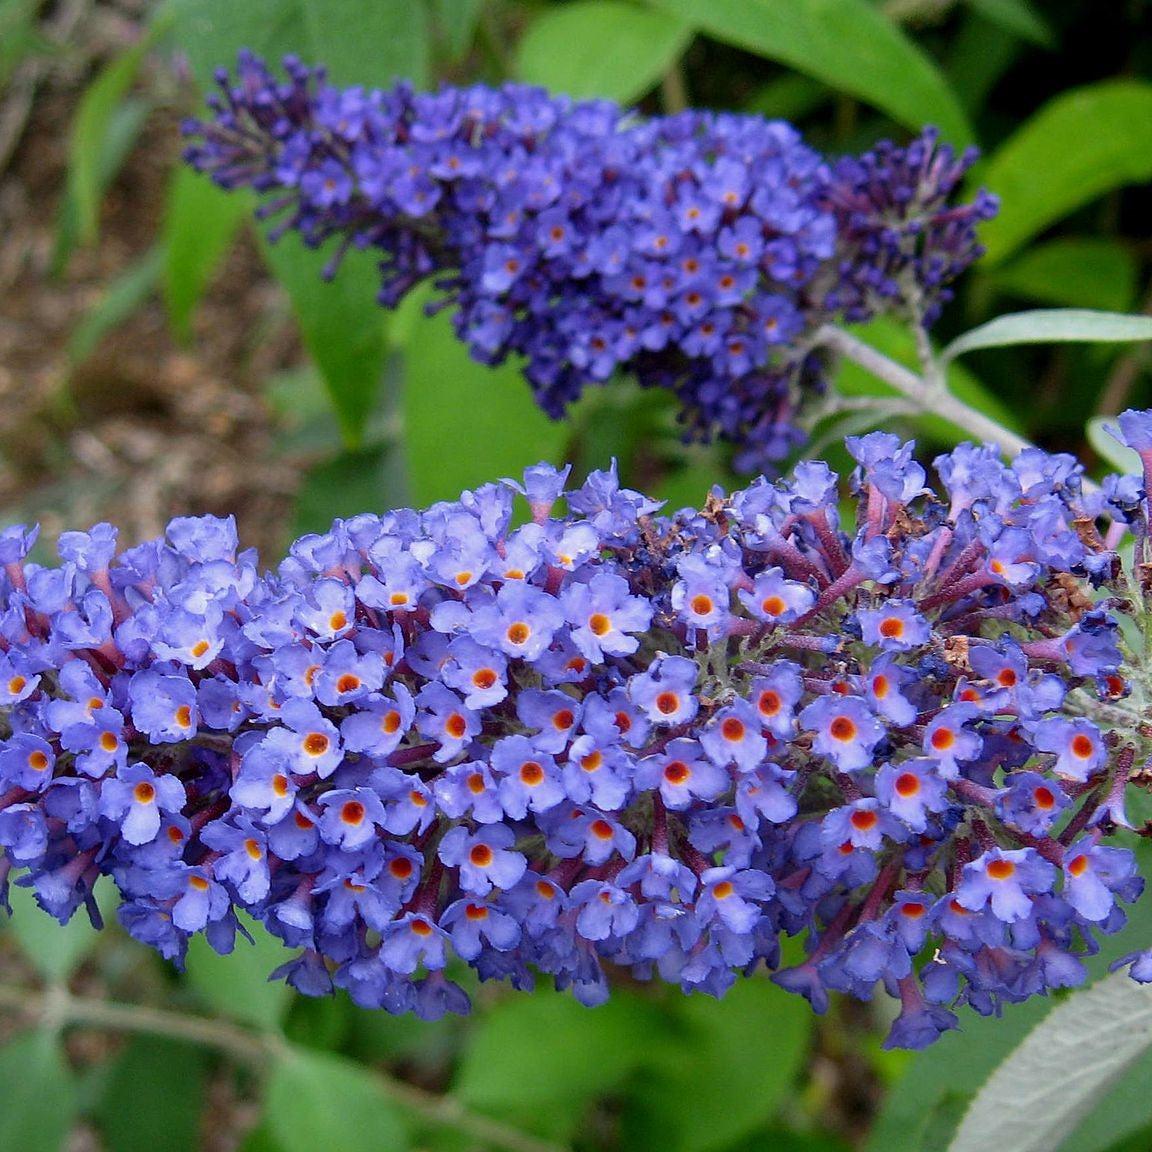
[943,309,1152,362]
[949,975,1152,1152]
[0,0,46,91]
[68,36,153,244]
[455,990,666,1139]
[69,245,164,365]
[401,310,570,507]
[965,0,1053,47]
[1087,417,1140,476]
[978,81,1152,265]
[185,914,293,1030]
[94,1037,207,1152]
[6,877,105,983]
[265,1045,407,1152]
[646,0,972,145]
[987,239,1138,314]
[56,96,151,270]
[620,978,812,1152]
[261,237,390,448]
[163,167,251,342]
[516,2,692,104]
[430,0,485,59]
[0,1031,77,1152]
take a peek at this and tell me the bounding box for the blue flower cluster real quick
[183,53,996,471]
[2,418,1151,1047]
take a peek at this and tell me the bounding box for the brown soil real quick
[0,28,304,561]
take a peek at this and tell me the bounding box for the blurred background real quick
[0,1,1151,1150]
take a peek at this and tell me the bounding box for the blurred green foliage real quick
[3,0,1152,1149]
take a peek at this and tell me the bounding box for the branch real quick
[0,983,569,1152]
[814,324,1034,459]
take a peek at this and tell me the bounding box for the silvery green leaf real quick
[949,974,1152,1152]
[942,309,1152,363]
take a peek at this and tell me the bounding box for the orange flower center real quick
[894,772,920,798]
[469,844,494,867]
[829,716,856,742]
[303,732,330,757]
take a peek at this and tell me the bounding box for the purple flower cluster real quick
[183,54,995,471]
[2,419,1150,1048]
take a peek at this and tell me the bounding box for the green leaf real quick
[163,167,251,342]
[516,2,692,104]
[185,913,293,1031]
[454,990,665,1139]
[915,1091,973,1152]
[56,96,151,270]
[0,0,48,91]
[1087,417,1140,476]
[987,239,1138,314]
[978,81,1152,265]
[171,0,428,89]
[743,74,830,122]
[401,309,571,507]
[620,978,812,1152]
[0,1031,77,1152]
[646,0,972,146]
[945,11,1021,117]
[948,975,1152,1152]
[261,237,390,448]
[265,1045,407,1152]
[300,0,429,89]
[69,245,164,365]
[93,1037,207,1152]
[429,0,485,59]
[942,309,1152,362]
[6,877,105,983]
[965,0,1053,47]
[68,35,153,245]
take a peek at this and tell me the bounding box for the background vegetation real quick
[0,1,1151,1149]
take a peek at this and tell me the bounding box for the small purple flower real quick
[100,763,187,846]
[737,567,814,624]
[438,825,527,895]
[1031,718,1107,782]
[629,655,699,726]
[563,571,652,661]
[955,848,1056,923]
[799,695,885,772]
[636,738,729,810]
[857,600,930,652]
[317,787,387,851]
[699,699,768,772]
